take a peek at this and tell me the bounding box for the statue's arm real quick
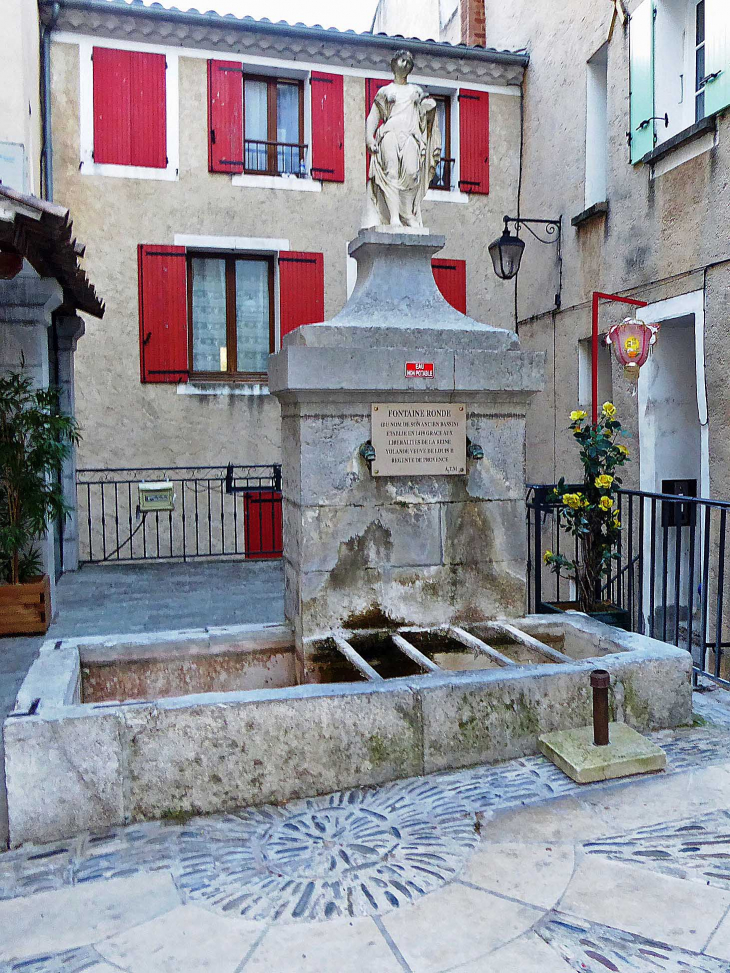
[366,103,381,155]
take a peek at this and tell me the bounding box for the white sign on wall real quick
[0,143,26,193]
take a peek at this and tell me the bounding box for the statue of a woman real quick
[363,50,441,230]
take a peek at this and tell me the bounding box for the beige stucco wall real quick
[0,0,42,193]
[483,0,730,493]
[51,40,522,470]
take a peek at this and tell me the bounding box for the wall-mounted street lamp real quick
[488,215,562,281]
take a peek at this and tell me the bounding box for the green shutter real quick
[629,0,655,163]
[704,0,730,117]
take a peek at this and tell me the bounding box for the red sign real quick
[405,361,435,378]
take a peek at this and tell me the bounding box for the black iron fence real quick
[527,485,730,688]
[77,465,282,564]
[243,139,308,177]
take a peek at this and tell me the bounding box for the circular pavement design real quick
[175,777,479,922]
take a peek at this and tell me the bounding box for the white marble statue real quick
[363,50,441,230]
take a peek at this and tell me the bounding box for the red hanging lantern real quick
[606,316,660,384]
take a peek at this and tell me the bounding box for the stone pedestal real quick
[268,231,545,666]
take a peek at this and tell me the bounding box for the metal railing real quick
[527,485,730,688]
[243,139,308,177]
[430,157,455,191]
[77,465,282,564]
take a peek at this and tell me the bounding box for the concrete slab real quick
[539,721,667,783]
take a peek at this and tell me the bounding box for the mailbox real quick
[138,481,175,513]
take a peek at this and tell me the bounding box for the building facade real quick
[480,0,729,509]
[372,0,486,48]
[42,0,526,474]
[375,0,729,509]
[0,2,103,593]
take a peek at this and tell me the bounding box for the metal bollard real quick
[590,669,610,746]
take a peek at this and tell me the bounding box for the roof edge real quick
[40,0,530,67]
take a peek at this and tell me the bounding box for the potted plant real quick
[0,368,79,635]
[542,402,630,629]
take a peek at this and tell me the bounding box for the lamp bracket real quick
[503,215,561,246]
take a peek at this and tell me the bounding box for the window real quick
[694,0,706,122]
[630,0,729,162]
[585,45,608,207]
[93,48,166,168]
[243,77,305,176]
[138,244,324,384]
[430,95,453,190]
[187,254,274,378]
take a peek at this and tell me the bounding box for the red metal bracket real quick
[591,291,649,424]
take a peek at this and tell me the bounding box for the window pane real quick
[696,0,705,47]
[435,98,448,156]
[245,79,268,171]
[277,83,300,173]
[235,260,270,373]
[191,258,227,372]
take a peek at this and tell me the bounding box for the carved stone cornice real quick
[44,0,527,87]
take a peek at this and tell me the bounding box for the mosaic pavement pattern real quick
[538,915,730,973]
[1,726,729,911]
[3,725,730,971]
[584,809,730,891]
[176,779,479,921]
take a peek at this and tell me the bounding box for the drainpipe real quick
[40,2,61,201]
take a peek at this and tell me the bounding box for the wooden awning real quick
[0,185,104,318]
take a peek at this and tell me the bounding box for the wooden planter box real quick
[0,575,51,635]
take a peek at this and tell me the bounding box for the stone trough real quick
[4,612,691,847]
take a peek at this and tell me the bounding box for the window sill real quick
[571,201,609,228]
[80,160,179,182]
[177,381,270,397]
[231,173,322,192]
[640,115,716,167]
[424,188,470,204]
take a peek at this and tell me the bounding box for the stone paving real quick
[2,719,730,971]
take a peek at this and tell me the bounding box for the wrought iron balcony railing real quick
[243,139,308,177]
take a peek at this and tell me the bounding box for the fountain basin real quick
[4,613,691,847]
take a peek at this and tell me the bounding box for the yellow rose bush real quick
[543,403,630,612]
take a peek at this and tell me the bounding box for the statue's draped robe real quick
[364,82,440,229]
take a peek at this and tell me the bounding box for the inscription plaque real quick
[371,403,466,477]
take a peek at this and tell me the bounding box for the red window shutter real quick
[310,72,344,182]
[93,48,166,168]
[279,252,324,342]
[365,77,390,179]
[458,89,489,195]
[93,48,132,165]
[432,259,467,314]
[138,245,188,384]
[207,60,244,173]
[244,491,283,559]
[130,52,167,168]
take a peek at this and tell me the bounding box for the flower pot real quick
[0,575,51,635]
[541,600,631,632]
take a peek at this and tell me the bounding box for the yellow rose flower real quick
[543,550,553,564]
[595,474,614,490]
[563,493,585,510]
[599,496,613,511]
[613,516,621,529]
[617,444,629,457]
[602,402,617,418]
[570,410,587,423]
